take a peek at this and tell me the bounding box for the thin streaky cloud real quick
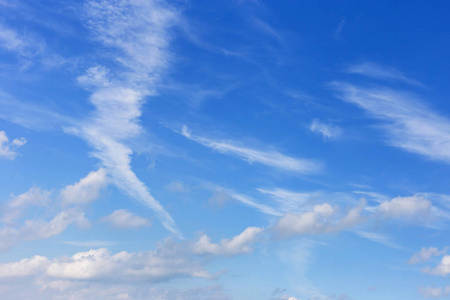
[180,126,321,174]
[331,82,450,164]
[66,0,182,237]
[354,230,402,249]
[309,119,341,140]
[203,183,282,216]
[345,62,423,86]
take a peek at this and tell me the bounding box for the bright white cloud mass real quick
[0,0,449,299]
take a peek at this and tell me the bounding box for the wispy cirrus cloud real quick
[345,62,423,86]
[331,81,450,164]
[180,126,321,174]
[64,0,182,237]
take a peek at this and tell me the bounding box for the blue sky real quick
[0,0,450,299]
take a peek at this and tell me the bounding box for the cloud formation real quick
[69,0,182,237]
[193,226,263,256]
[0,130,26,159]
[181,126,320,174]
[60,168,109,205]
[273,200,366,238]
[332,82,450,164]
[346,62,422,86]
[100,209,151,229]
[309,119,341,139]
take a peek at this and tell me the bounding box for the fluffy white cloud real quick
[192,227,263,256]
[423,255,450,276]
[0,208,89,252]
[309,119,341,139]
[0,255,49,278]
[60,168,109,205]
[0,130,26,159]
[180,125,321,174]
[419,286,450,298]
[20,208,90,240]
[2,186,51,224]
[410,247,448,264]
[0,240,210,283]
[8,186,51,208]
[273,200,366,238]
[100,209,150,229]
[378,196,431,219]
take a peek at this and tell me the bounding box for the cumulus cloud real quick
[0,240,209,283]
[2,186,51,224]
[309,119,341,139]
[273,200,366,238]
[180,126,321,174]
[100,209,151,229]
[0,131,26,159]
[410,247,448,264]
[377,196,432,220]
[419,286,450,298]
[192,227,263,256]
[423,255,450,276]
[0,208,89,252]
[60,168,109,205]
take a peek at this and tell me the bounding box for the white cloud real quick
[180,126,321,174]
[0,208,89,252]
[309,119,341,139]
[331,82,450,164]
[60,168,109,205]
[354,231,401,249]
[257,188,311,213]
[68,0,182,237]
[0,22,65,69]
[20,208,90,240]
[7,186,51,209]
[0,255,49,278]
[0,240,210,283]
[419,286,450,298]
[62,240,116,248]
[423,255,450,276]
[192,227,263,256]
[410,247,448,264]
[378,196,432,220]
[273,203,336,237]
[0,131,26,159]
[273,200,366,238]
[165,181,190,193]
[205,185,282,216]
[2,186,52,224]
[345,62,422,86]
[100,209,150,229]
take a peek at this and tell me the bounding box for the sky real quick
[0,0,450,299]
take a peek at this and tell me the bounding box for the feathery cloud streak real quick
[181,126,321,174]
[331,82,450,164]
[70,0,181,237]
[346,62,423,86]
